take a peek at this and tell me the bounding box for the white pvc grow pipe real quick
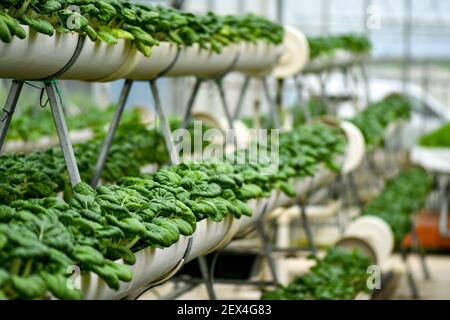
[79,236,190,300]
[272,26,310,79]
[0,26,311,81]
[303,50,368,74]
[336,216,395,266]
[0,27,79,80]
[339,120,366,175]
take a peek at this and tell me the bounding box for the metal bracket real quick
[233,76,251,121]
[91,79,133,187]
[45,81,82,186]
[90,49,182,186]
[215,79,234,130]
[296,179,317,257]
[256,209,280,285]
[400,246,420,299]
[181,54,241,130]
[262,77,280,129]
[1,79,81,186]
[0,80,23,153]
[233,76,282,130]
[294,75,312,122]
[438,175,450,238]
[149,80,180,165]
[197,255,217,300]
[43,36,86,80]
[181,78,203,129]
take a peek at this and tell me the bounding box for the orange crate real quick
[403,210,450,251]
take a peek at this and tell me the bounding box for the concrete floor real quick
[392,254,450,300]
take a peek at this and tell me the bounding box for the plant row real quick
[261,248,372,300]
[350,93,411,148]
[0,111,215,205]
[419,122,450,148]
[0,123,346,300]
[307,34,372,60]
[362,168,432,245]
[0,1,284,56]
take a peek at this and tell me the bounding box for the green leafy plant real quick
[362,168,431,245]
[308,34,372,60]
[0,1,284,56]
[291,99,328,126]
[419,122,450,148]
[350,93,411,148]
[261,248,372,300]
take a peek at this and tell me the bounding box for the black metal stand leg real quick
[182,78,203,129]
[368,152,382,180]
[91,79,133,187]
[233,76,251,121]
[411,225,431,280]
[150,80,180,165]
[400,247,420,299]
[215,79,234,130]
[256,220,279,285]
[262,77,280,128]
[318,73,332,115]
[438,177,450,237]
[197,256,217,300]
[0,80,24,153]
[294,76,311,121]
[298,198,317,256]
[348,172,364,209]
[342,67,351,95]
[45,81,81,187]
[360,63,371,105]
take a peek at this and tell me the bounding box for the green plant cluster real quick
[0,123,346,299]
[362,168,431,245]
[261,248,372,300]
[308,34,372,60]
[350,94,411,148]
[291,99,328,126]
[5,104,118,142]
[0,111,164,205]
[419,122,450,148]
[241,99,328,130]
[0,1,283,56]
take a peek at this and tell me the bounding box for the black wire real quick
[22,81,49,109]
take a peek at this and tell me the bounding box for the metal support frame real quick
[1,80,82,187]
[45,81,82,186]
[182,78,203,128]
[150,80,180,165]
[91,79,133,186]
[256,218,280,285]
[0,80,23,152]
[360,62,371,106]
[181,77,236,130]
[347,172,364,209]
[87,64,243,300]
[410,222,431,280]
[297,194,317,257]
[400,247,420,299]
[172,203,279,298]
[262,77,280,128]
[215,79,234,129]
[233,76,281,129]
[233,76,251,121]
[294,76,311,122]
[438,175,450,238]
[158,282,199,300]
[197,256,217,300]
